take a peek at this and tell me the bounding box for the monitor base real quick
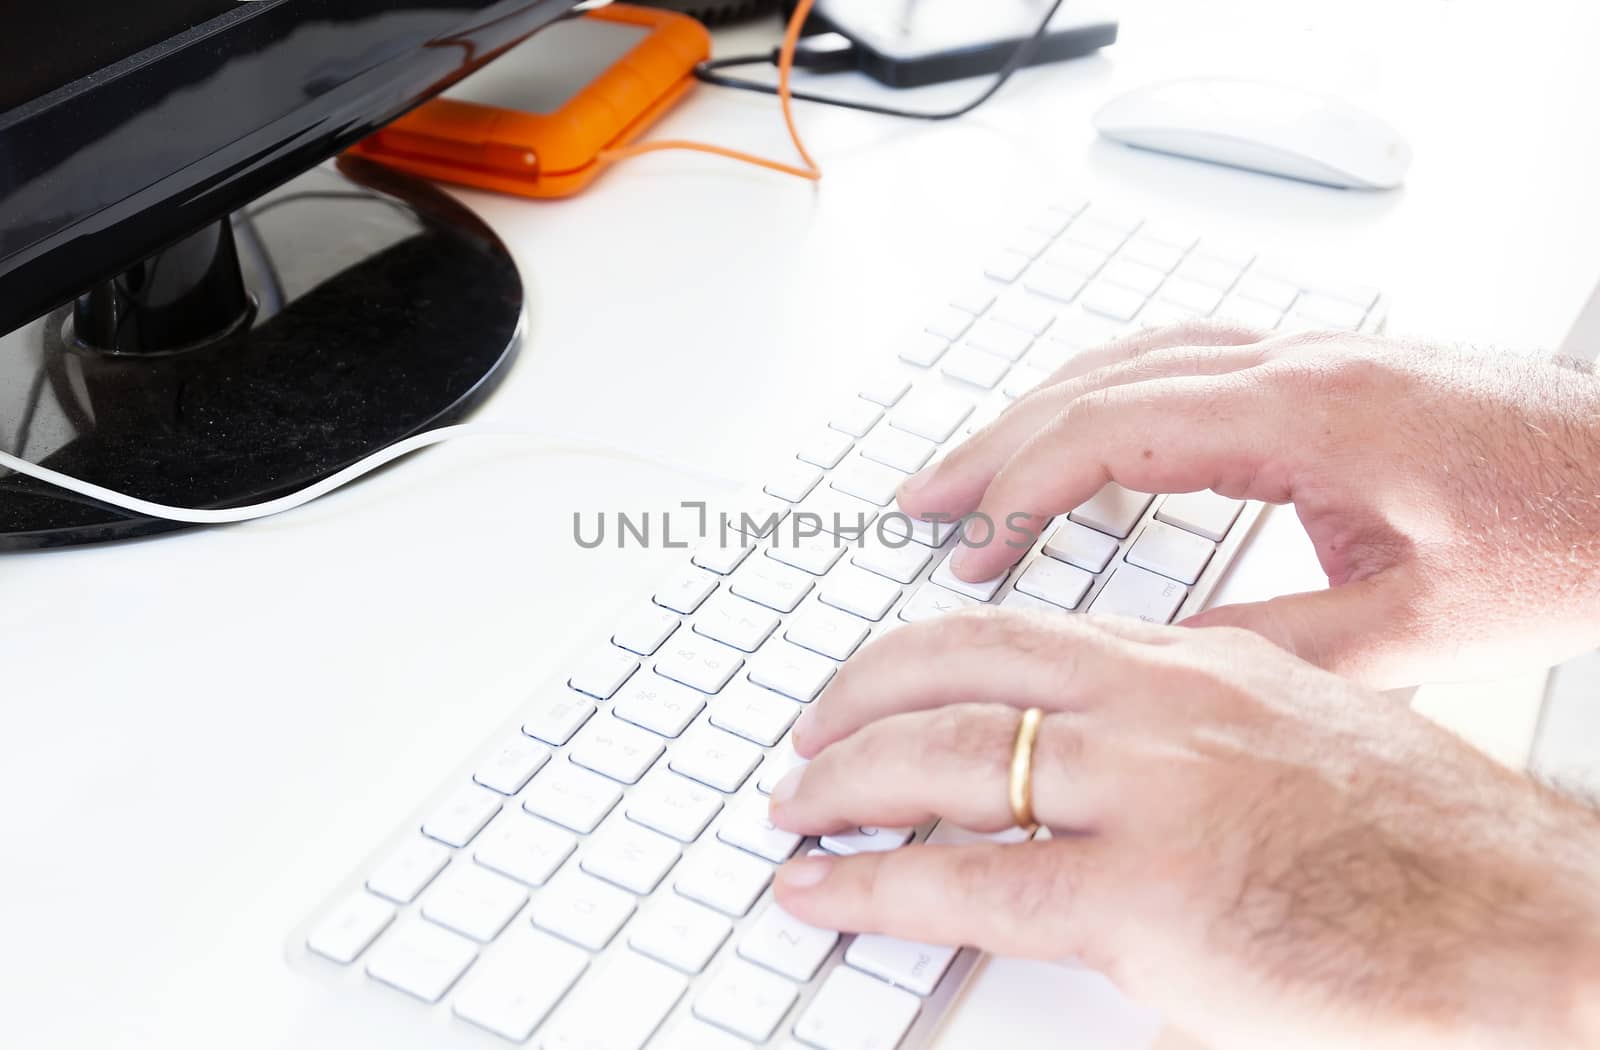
[0,159,525,550]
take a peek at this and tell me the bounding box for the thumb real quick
[1182,573,1421,687]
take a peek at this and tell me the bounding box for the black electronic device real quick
[0,0,581,550]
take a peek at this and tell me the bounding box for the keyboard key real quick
[1291,290,1369,329]
[941,345,1011,390]
[542,950,687,1050]
[1041,520,1118,572]
[1158,276,1224,316]
[794,966,921,1050]
[858,371,912,408]
[1099,257,1166,297]
[568,645,638,700]
[523,690,597,747]
[523,760,622,833]
[831,455,909,507]
[1174,252,1246,290]
[1234,270,1300,311]
[983,250,1030,283]
[670,721,764,792]
[889,389,973,443]
[307,892,394,964]
[795,485,880,541]
[1070,483,1155,539]
[569,714,667,784]
[879,510,960,549]
[1089,565,1188,624]
[989,290,1057,336]
[1064,216,1132,253]
[741,903,840,982]
[718,792,804,862]
[1044,238,1110,276]
[819,565,903,621]
[1002,363,1052,401]
[929,551,1008,602]
[1014,558,1095,610]
[748,639,838,701]
[655,634,746,693]
[731,557,815,614]
[1126,521,1216,585]
[473,810,578,887]
[845,935,957,997]
[532,866,636,950]
[899,582,982,622]
[852,533,935,584]
[709,681,802,747]
[1119,233,1188,274]
[364,918,476,1003]
[627,768,725,842]
[629,894,734,974]
[1157,490,1245,542]
[655,1019,756,1050]
[612,673,706,738]
[948,281,998,315]
[367,837,451,905]
[1001,589,1068,614]
[695,958,800,1043]
[473,735,551,795]
[693,539,754,577]
[765,460,825,503]
[757,743,808,795]
[675,841,774,916]
[798,430,855,471]
[582,817,683,894]
[819,826,913,855]
[1079,280,1148,322]
[421,861,527,942]
[785,602,871,661]
[694,593,781,653]
[923,304,973,341]
[612,604,682,656]
[962,319,1034,361]
[422,784,502,848]
[766,533,847,576]
[830,398,884,439]
[452,927,588,1042]
[897,332,949,368]
[859,426,936,474]
[1008,227,1053,260]
[729,495,791,540]
[655,567,719,615]
[1024,263,1089,304]
[1213,294,1285,331]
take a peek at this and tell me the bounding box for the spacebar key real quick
[542,950,687,1050]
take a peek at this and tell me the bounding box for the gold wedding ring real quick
[1008,707,1044,832]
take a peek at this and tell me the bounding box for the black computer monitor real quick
[0,0,579,549]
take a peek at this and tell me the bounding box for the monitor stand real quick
[0,158,524,550]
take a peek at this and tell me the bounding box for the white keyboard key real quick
[307,892,394,964]
[795,966,921,1050]
[929,551,1007,602]
[473,735,551,795]
[692,540,753,579]
[1126,521,1216,585]
[1157,490,1245,543]
[1000,589,1069,614]
[655,1019,756,1050]
[368,837,451,904]
[757,742,808,795]
[523,761,623,833]
[1120,233,1188,274]
[1174,252,1246,290]
[898,582,981,622]
[924,304,973,341]
[731,557,815,614]
[422,784,502,848]
[989,290,1057,336]
[888,389,973,443]
[569,714,667,784]
[879,510,960,549]
[948,281,998,316]
[695,593,781,653]
[858,371,911,408]
[940,345,1011,390]
[852,533,935,584]
[1008,227,1053,260]
[1043,519,1121,572]
[1026,335,1076,371]
[542,950,687,1050]
[630,894,734,974]
[1139,300,1201,329]
[819,565,903,621]
[845,935,957,997]
[718,792,804,862]
[452,927,588,1042]
[896,332,949,368]
[473,810,578,887]
[1002,363,1051,401]
[532,866,636,950]
[421,861,527,942]
[1291,290,1369,329]
[820,826,913,855]
[1089,565,1188,624]
[962,319,1034,361]
[925,821,1032,846]
[1024,263,1089,304]
[364,918,476,1003]
[766,460,826,503]
[740,903,840,982]
[612,673,706,738]
[798,428,855,470]
[523,690,597,747]
[1234,270,1301,311]
[748,639,838,701]
[655,634,745,693]
[859,427,936,474]
[795,485,881,541]
[831,455,909,507]
[612,604,682,656]
[785,602,870,661]
[1014,558,1094,610]
[830,398,885,439]
[582,817,683,894]
[655,567,719,615]
[674,841,774,916]
[670,721,764,792]
[1213,294,1284,331]
[1099,257,1166,297]
[1044,238,1110,276]
[1080,204,1143,233]
[710,681,802,747]
[695,958,801,1042]
[983,250,1030,283]
[766,533,847,576]
[1064,217,1132,253]
[627,769,725,842]
[1070,483,1155,539]
[568,645,639,700]
[729,495,791,540]
[1158,276,1225,316]
[1079,280,1148,322]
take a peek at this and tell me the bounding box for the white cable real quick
[0,423,734,526]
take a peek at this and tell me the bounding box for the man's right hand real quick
[897,324,1600,687]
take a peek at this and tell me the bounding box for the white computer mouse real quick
[1093,77,1412,190]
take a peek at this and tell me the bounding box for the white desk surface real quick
[5,1,1599,1048]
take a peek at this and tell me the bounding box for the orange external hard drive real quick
[348,5,711,198]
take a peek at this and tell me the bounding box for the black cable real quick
[693,0,1068,121]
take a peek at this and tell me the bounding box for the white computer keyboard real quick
[294,195,1387,1050]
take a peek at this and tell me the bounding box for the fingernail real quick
[791,707,818,749]
[949,543,979,579]
[769,766,805,806]
[898,463,937,498]
[777,855,833,890]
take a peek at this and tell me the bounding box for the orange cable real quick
[597,0,821,182]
